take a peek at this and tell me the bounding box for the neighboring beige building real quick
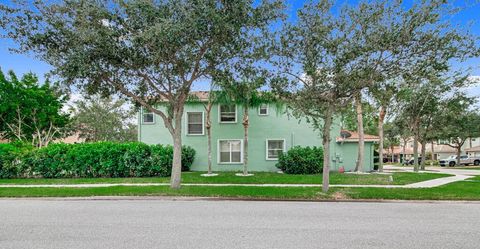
[0,133,85,145]
[466,146,480,158]
[385,137,480,162]
[55,132,86,144]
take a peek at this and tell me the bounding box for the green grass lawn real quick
[467,175,480,181]
[0,171,452,186]
[338,181,480,201]
[0,171,467,200]
[0,180,479,200]
[0,185,327,199]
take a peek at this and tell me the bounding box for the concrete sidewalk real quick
[0,165,474,189]
[0,182,403,188]
[403,174,474,188]
[0,177,473,189]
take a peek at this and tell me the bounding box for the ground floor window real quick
[266,139,285,160]
[218,139,242,163]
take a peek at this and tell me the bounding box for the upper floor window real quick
[258,104,269,116]
[219,105,236,123]
[266,139,285,160]
[187,112,204,135]
[142,108,154,124]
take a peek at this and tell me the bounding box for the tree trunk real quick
[413,130,419,172]
[420,139,427,170]
[391,145,395,162]
[431,142,435,160]
[242,105,249,175]
[322,105,334,193]
[378,105,386,172]
[206,103,213,174]
[402,139,407,165]
[170,110,183,189]
[456,146,461,166]
[354,93,365,172]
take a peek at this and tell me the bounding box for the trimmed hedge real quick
[0,143,34,178]
[0,142,195,178]
[276,146,324,174]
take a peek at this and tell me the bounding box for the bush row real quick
[276,146,324,174]
[0,142,195,178]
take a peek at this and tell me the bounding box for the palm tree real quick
[217,78,270,176]
[203,91,217,176]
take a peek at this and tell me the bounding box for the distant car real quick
[403,157,422,165]
[439,155,480,167]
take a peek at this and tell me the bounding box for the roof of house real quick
[466,146,480,152]
[188,91,210,101]
[336,130,380,143]
[434,145,457,153]
[386,144,456,155]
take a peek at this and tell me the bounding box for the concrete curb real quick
[1,195,480,204]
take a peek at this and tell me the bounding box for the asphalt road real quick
[1,198,479,249]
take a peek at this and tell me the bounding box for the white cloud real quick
[468,76,480,85]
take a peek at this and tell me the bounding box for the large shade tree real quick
[342,0,478,172]
[69,95,137,142]
[0,70,70,147]
[0,0,283,188]
[397,72,471,171]
[437,97,480,166]
[272,0,358,192]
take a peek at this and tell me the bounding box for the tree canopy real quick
[69,95,137,142]
[0,0,284,188]
[0,69,70,147]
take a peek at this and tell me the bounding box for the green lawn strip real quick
[1,181,479,200]
[0,185,327,199]
[338,181,480,201]
[467,175,480,181]
[0,172,452,185]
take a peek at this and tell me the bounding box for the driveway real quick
[1,198,480,249]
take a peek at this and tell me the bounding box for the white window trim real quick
[142,109,155,125]
[266,139,286,161]
[258,103,269,116]
[218,104,237,123]
[185,111,205,136]
[217,139,243,164]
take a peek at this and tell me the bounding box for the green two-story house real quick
[138,91,378,172]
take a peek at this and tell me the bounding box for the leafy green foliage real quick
[276,146,324,174]
[1,142,195,178]
[0,0,283,187]
[69,95,137,142]
[0,70,70,147]
[0,143,34,178]
[340,102,378,135]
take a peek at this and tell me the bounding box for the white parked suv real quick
[439,155,480,167]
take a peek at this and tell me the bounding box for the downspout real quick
[371,142,373,170]
[138,111,142,142]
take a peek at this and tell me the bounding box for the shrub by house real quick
[0,142,195,178]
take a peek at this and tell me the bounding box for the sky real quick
[0,0,479,97]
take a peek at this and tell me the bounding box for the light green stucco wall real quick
[138,103,375,172]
